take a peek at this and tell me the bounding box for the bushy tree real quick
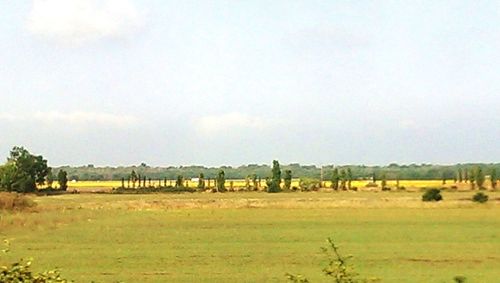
[457,168,463,183]
[216,170,226,192]
[0,147,49,193]
[268,160,281,193]
[469,170,476,190]
[331,168,339,190]
[57,170,68,191]
[252,174,258,190]
[283,170,292,191]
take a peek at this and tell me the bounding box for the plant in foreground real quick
[287,238,378,283]
[1,239,69,282]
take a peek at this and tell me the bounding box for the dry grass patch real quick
[0,192,36,212]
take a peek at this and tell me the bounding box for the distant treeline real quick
[54,163,500,181]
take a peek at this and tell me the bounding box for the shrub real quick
[286,238,378,283]
[1,239,69,282]
[365,182,378,188]
[381,187,391,191]
[472,192,488,203]
[0,193,36,211]
[422,188,443,202]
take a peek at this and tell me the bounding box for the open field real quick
[46,179,464,192]
[1,191,499,282]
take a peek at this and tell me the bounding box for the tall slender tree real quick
[331,168,339,190]
[216,170,226,192]
[57,170,68,191]
[475,166,485,189]
[268,160,282,193]
[197,173,205,189]
[346,168,353,190]
[283,170,292,191]
[491,168,497,190]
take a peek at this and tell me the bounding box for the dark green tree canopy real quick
[0,146,50,193]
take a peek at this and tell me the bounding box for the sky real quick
[0,0,499,167]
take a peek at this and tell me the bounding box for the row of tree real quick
[0,147,498,193]
[52,162,500,181]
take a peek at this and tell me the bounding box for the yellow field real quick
[43,179,454,192]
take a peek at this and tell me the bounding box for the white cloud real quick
[197,112,269,134]
[0,111,139,127]
[26,0,144,44]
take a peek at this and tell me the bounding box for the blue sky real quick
[0,0,499,166]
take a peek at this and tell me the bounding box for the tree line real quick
[0,146,498,193]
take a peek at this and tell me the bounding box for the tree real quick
[346,168,353,190]
[491,168,497,190]
[475,166,485,189]
[381,172,387,189]
[268,160,281,193]
[252,174,258,190]
[197,173,205,189]
[457,168,463,183]
[339,169,347,190]
[283,170,292,191]
[46,169,54,188]
[469,170,476,190]
[0,147,49,193]
[57,170,68,191]
[331,168,339,190]
[130,170,138,188]
[216,170,226,192]
[441,171,447,185]
[176,175,184,187]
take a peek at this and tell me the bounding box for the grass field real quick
[1,191,499,282]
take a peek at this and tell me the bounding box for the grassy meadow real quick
[1,190,499,282]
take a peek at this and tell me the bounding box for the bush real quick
[1,239,69,282]
[472,192,488,203]
[0,193,36,211]
[422,188,443,202]
[381,187,391,191]
[365,182,378,188]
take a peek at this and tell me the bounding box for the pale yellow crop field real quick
[44,179,451,192]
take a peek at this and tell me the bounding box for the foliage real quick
[346,168,353,190]
[472,192,488,203]
[175,175,184,187]
[57,170,68,191]
[287,238,377,283]
[380,173,387,190]
[216,170,226,192]
[474,167,485,189]
[284,170,292,191]
[1,239,69,282]
[268,160,281,193]
[197,173,205,189]
[491,168,497,190]
[422,188,443,202]
[339,170,347,190]
[0,147,50,193]
[331,168,339,190]
[298,178,321,191]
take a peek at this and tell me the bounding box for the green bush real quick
[472,192,488,203]
[422,188,443,202]
[1,240,69,282]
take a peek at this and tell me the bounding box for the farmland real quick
[1,190,499,282]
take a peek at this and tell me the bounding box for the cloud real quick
[196,112,269,134]
[26,0,144,44]
[0,111,139,127]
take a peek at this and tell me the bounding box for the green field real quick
[1,191,499,282]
